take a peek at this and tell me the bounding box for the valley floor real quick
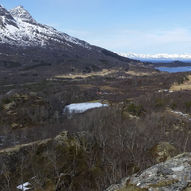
[1,65,191,190]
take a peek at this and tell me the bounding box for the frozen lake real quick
[64,102,108,114]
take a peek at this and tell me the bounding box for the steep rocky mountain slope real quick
[0,5,133,78]
[0,5,91,48]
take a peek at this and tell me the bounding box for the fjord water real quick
[156,66,191,73]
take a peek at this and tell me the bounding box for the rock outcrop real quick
[106,153,191,191]
[150,142,177,163]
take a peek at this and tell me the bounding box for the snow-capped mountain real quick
[121,53,191,62]
[0,5,132,76]
[0,5,91,48]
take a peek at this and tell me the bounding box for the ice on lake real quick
[64,102,108,114]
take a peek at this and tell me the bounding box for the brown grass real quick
[170,75,191,91]
[0,138,51,154]
[126,70,157,76]
[78,84,120,92]
[54,69,116,79]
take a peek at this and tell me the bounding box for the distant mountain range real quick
[0,5,132,77]
[121,53,191,62]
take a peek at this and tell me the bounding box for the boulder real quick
[105,153,191,191]
[150,142,177,162]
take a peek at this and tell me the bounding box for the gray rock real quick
[105,153,191,191]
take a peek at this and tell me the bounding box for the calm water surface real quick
[156,66,191,73]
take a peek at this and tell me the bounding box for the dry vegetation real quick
[125,70,158,76]
[170,74,191,91]
[54,69,116,80]
[1,69,191,190]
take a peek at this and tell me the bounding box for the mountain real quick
[0,5,132,79]
[121,53,191,62]
[0,5,91,48]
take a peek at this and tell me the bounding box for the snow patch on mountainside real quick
[0,5,91,49]
[10,6,37,24]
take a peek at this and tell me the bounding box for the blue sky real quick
[2,0,191,54]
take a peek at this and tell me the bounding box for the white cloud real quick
[46,23,191,54]
[63,28,191,54]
